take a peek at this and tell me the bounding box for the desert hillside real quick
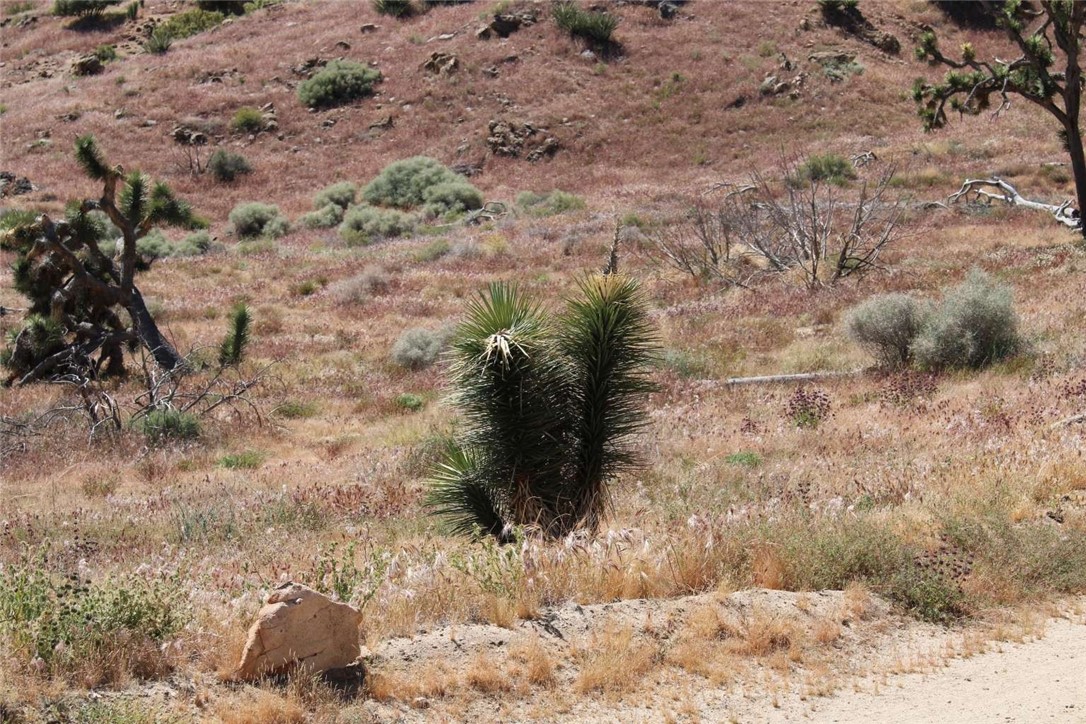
[1,0,1085,722]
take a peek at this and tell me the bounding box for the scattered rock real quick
[368,114,394,131]
[450,161,482,177]
[580,49,597,61]
[725,94,748,109]
[487,119,559,161]
[57,111,81,122]
[476,10,537,40]
[70,55,103,76]
[291,57,327,78]
[808,51,855,65]
[360,23,379,33]
[421,52,458,76]
[335,40,351,50]
[171,124,208,146]
[0,172,34,197]
[233,582,363,681]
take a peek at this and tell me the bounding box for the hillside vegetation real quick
[1,0,1085,721]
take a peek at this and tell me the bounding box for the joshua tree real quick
[427,274,656,541]
[913,0,1085,236]
[2,136,203,385]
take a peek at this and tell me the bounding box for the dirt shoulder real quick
[771,615,1086,724]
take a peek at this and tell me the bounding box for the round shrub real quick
[297,60,381,110]
[339,205,416,246]
[912,269,1020,370]
[208,149,252,183]
[298,203,345,229]
[391,328,443,370]
[361,157,482,218]
[313,181,358,210]
[134,409,201,443]
[230,106,264,134]
[229,202,287,238]
[846,293,927,369]
[516,189,586,216]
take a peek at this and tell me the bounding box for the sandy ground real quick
[776,617,1086,724]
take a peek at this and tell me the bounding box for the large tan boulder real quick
[233,582,363,681]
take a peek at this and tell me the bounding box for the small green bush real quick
[0,208,38,230]
[143,26,172,54]
[94,44,118,62]
[362,156,482,218]
[725,451,762,467]
[313,181,358,210]
[133,409,200,443]
[913,269,1020,371]
[159,7,223,38]
[373,0,414,17]
[218,302,251,366]
[846,293,928,369]
[516,189,587,216]
[124,0,137,19]
[413,238,450,262]
[230,106,264,134]
[797,154,856,185]
[53,0,121,17]
[298,203,345,229]
[553,1,618,44]
[218,450,263,469]
[229,202,288,238]
[396,392,425,411]
[391,327,444,370]
[276,400,319,418]
[0,553,184,675]
[208,149,252,183]
[328,266,389,304]
[297,60,381,110]
[339,205,416,245]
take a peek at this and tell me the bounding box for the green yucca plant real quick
[218,303,251,367]
[428,274,655,541]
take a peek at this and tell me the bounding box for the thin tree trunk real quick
[128,286,184,372]
[1065,120,1086,239]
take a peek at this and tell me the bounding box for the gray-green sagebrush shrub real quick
[847,269,1020,371]
[913,269,1020,370]
[297,60,381,109]
[362,156,482,218]
[229,202,289,238]
[845,293,927,369]
[516,189,587,216]
[208,149,252,183]
[339,205,416,246]
[391,327,445,370]
[299,203,345,229]
[313,181,358,210]
[553,1,618,44]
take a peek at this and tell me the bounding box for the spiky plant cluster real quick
[218,303,251,367]
[428,275,656,541]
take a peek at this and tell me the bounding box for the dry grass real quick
[2,0,1086,720]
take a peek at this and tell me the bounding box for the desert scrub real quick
[313,181,358,210]
[159,7,223,38]
[913,269,1020,370]
[362,157,483,218]
[208,149,252,183]
[796,153,856,185]
[53,0,120,16]
[372,0,413,16]
[391,327,445,370]
[552,1,618,44]
[328,266,390,304]
[228,201,289,238]
[298,203,345,229]
[114,228,213,259]
[845,293,927,369]
[516,189,587,217]
[0,551,184,684]
[230,106,264,134]
[339,205,416,246]
[143,26,172,54]
[429,275,656,540]
[297,59,381,109]
[132,409,200,443]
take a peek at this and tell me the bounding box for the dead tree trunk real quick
[947,178,1081,230]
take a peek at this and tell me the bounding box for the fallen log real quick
[947,177,1081,230]
[724,369,861,386]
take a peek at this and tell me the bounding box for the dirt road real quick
[780,617,1086,723]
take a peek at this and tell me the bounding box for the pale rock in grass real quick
[233,582,363,681]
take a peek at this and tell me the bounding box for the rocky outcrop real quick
[476,10,537,40]
[422,52,458,77]
[233,582,363,681]
[486,119,559,161]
